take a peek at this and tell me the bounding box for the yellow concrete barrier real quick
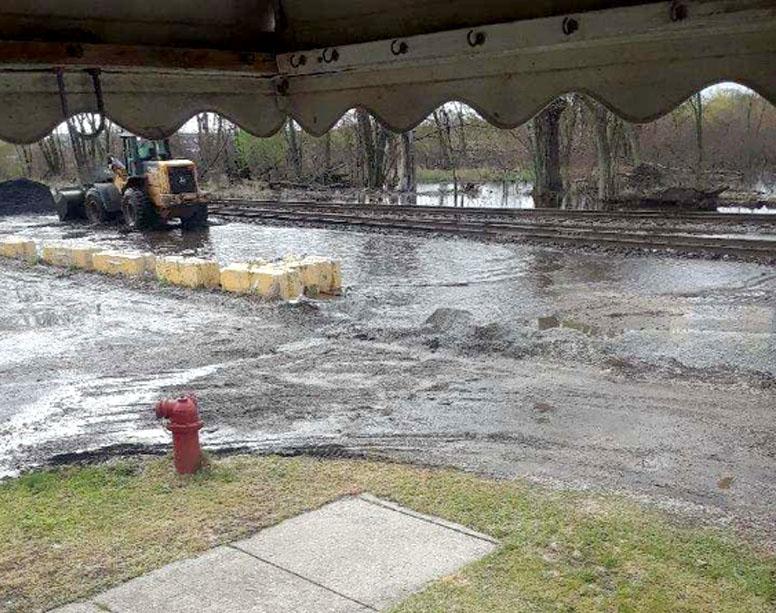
[255,263,303,301]
[40,243,101,269]
[40,243,71,267]
[279,256,343,299]
[330,261,342,294]
[0,236,37,262]
[219,263,256,294]
[289,256,342,295]
[93,250,156,278]
[220,262,304,300]
[280,265,304,300]
[285,256,318,295]
[250,264,287,299]
[156,256,221,289]
[4,236,340,302]
[69,245,104,271]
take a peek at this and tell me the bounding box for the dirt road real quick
[1,215,774,546]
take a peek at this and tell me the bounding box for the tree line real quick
[1,87,773,205]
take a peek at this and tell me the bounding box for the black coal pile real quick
[0,178,56,215]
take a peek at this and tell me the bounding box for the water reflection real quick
[409,182,535,209]
[339,181,600,210]
[344,181,776,213]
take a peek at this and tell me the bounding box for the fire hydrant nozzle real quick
[155,395,203,475]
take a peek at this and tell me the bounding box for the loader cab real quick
[121,135,172,176]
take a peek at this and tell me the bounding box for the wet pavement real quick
[1,215,775,545]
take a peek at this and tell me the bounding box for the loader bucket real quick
[53,187,87,221]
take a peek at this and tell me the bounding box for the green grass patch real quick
[416,167,533,184]
[1,456,773,612]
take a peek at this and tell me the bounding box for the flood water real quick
[376,182,776,212]
[3,214,774,373]
[406,182,535,208]
[1,213,775,541]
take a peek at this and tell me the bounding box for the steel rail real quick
[209,198,776,224]
[209,202,776,258]
[209,202,776,233]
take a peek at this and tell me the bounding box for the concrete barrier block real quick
[279,265,304,301]
[142,253,157,272]
[220,263,256,294]
[287,259,322,296]
[41,243,72,267]
[93,251,154,278]
[329,260,343,294]
[41,243,101,269]
[300,256,342,295]
[221,263,300,300]
[184,259,221,289]
[155,256,183,285]
[0,236,37,262]
[250,264,288,299]
[69,245,103,271]
[157,256,220,289]
[222,258,333,301]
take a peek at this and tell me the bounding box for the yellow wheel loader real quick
[55,135,209,231]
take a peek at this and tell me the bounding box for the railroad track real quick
[209,199,776,258]
[210,198,776,223]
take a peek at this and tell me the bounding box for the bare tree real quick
[398,131,416,192]
[583,99,617,201]
[454,104,468,162]
[323,131,332,183]
[743,92,769,183]
[431,109,453,169]
[38,134,65,178]
[284,119,303,179]
[355,109,393,189]
[62,114,110,182]
[373,127,390,189]
[560,95,583,193]
[355,109,375,186]
[14,145,34,177]
[196,114,238,181]
[625,123,642,167]
[530,98,568,208]
[688,93,704,185]
[431,108,463,205]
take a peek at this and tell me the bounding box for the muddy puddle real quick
[1,214,775,543]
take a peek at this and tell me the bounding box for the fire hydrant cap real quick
[155,396,201,425]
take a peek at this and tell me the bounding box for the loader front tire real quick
[85,189,110,225]
[122,187,160,231]
[180,204,209,231]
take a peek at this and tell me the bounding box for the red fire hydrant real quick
[155,395,203,475]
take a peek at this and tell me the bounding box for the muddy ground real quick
[1,215,774,547]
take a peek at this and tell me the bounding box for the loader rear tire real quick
[122,187,160,231]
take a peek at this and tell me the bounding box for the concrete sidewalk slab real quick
[233,494,498,609]
[51,495,497,613]
[95,546,367,613]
